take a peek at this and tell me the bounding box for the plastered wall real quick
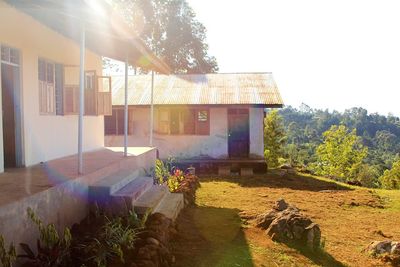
[0,2,105,168]
[106,107,265,159]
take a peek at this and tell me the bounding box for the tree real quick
[379,160,400,189]
[264,110,286,168]
[315,125,368,181]
[113,0,218,74]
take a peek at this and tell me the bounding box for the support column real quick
[78,23,85,174]
[124,58,129,156]
[149,71,154,147]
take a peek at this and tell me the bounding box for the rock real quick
[255,210,278,229]
[273,198,289,211]
[305,223,321,249]
[349,201,359,207]
[146,237,160,246]
[278,170,287,177]
[256,199,321,251]
[280,164,293,169]
[365,240,400,256]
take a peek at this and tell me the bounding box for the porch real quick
[0,147,160,250]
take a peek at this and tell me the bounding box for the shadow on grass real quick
[281,241,347,267]
[172,206,254,267]
[199,171,352,192]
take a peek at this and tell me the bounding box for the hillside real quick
[278,105,400,187]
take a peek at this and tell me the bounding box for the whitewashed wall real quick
[105,107,265,159]
[0,2,104,168]
[249,108,265,157]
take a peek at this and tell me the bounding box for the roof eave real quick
[5,0,171,74]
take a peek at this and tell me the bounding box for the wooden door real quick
[228,108,250,158]
[1,64,16,168]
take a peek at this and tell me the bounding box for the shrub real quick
[315,125,367,181]
[167,169,185,192]
[264,110,286,168]
[0,235,16,267]
[78,216,139,266]
[355,164,380,188]
[379,160,400,189]
[18,208,72,267]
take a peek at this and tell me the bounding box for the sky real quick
[187,0,400,116]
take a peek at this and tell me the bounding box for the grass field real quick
[172,171,400,267]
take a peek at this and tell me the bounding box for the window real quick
[158,109,169,134]
[196,110,210,135]
[183,109,196,134]
[104,107,134,135]
[38,59,56,114]
[85,71,96,115]
[1,46,20,65]
[38,60,112,116]
[63,65,79,115]
[198,110,208,121]
[97,76,112,115]
[156,108,210,135]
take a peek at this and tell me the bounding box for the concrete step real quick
[111,176,154,208]
[153,192,184,221]
[90,169,140,198]
[133,185,169,214]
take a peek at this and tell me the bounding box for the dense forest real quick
[274,104,400,188]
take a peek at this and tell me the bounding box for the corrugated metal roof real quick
[112,73,283,106]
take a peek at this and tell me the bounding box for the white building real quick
[0,0,168,172]
[105,73,283,159]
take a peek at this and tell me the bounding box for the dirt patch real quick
[172,172,400,266]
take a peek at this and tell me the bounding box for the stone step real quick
[153,192,184,221]
[133,184,169,214]
[90,169,140,198]
[111,176,154,207]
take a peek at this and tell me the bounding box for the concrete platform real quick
[90,169,140,197]
[240,167,254,176]
[153,192,184,221]
[0,147,156,254]
[133,185,169,214]
[112,177,153,198]
[218,166,231,176]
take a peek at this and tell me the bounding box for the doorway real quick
[1,45,22,168]
[228,108,249,158]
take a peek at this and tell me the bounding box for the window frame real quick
[104,107,134,136]
[38,58,57,115]
[156,107,210,136]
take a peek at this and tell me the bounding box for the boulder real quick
[273,198,289,211]
[365,240,400,256]
[364,240,400,265]
[255,199,321,251]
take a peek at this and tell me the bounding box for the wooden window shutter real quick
[158,108,169,134]
[170,109,180,134]
[55,64,64,115]
[64,86,79,114]
[63,66,79,115]
[97,76,112,116]
[38,59,56,114]
[183,109,196,134]
[116,109,124,135]
[104,108,117,135]
[84,71,97,115]
[128,109,134,135]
